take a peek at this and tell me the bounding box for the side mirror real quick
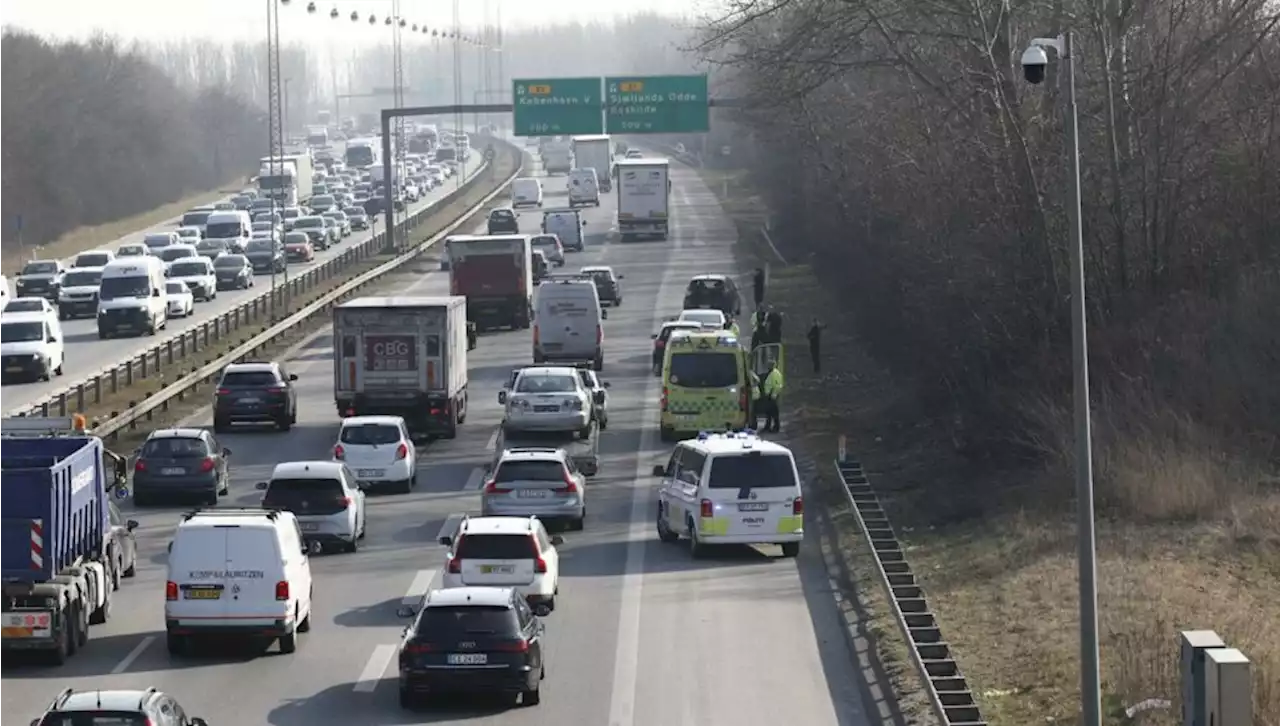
[650,333,658,339]
[395,605,417,618]
[438,535,453,547]
[190,719,209,726]
[617,274,624,279]
[497,391,507,404]
[126,520,139,531]
[601,310,608,320]
[222,448,232,457]
[153,289,162,297]
[550,535,565,546]
[167,542,173,553]
[255,481,269,490]
[602,381,611,388]
[48,336,57,343]
[288,373,298,381]
[652,465,666,477]
[593,391,605,405]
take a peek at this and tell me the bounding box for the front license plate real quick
[299,523,320,532]
[357,469,384,477]
[738,503,769,512]
[446,653,487,665]
[161,467,185,475]
[184,589,221,600]
[480,565,514,574]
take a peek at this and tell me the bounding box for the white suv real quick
[652,431,804,558]
[333,415,418,493]
[256,461,367,553]
[438,516,563,615]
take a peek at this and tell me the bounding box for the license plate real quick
[299,523,320,532]
[357,469,385,477]
[517,489,549,498]
[239,397,261,405]
[446,653,488,665]
[738,503,770,512]
[184,589,221,600]
[161,467,185,475]
[480,565,514,574]
[5,366,23,373]
[1,626,32,637]
[534,406,559,413]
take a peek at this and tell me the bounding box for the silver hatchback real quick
[481,448,586,530]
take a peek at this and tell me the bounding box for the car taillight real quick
[165,581,178,601]
[483,479,511,494]
[339,496,353,508]
[403,641,435,654]
[655,340,665,349]
[395,443,408,460]
[700,499,714,518]
[198,458,215,473]
[447,556,461,574]
[135,459,147,472]
[333,444,345,460]
[275,581,290,600]
[556,470,578,494]
[660,386,669,412]
[530,534,548,573]
[793,496,804,515]
[216,387,231,396]
[492,639,530,653]
[267,386,286,394]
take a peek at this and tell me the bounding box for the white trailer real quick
[332,296,470,439]
[571,134,613,192]
[616,158,671,241]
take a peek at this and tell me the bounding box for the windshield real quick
[340,424,401,445]
[61,270,102,287]
[1,321,44,343]
[99,276,152,300]
[294,217,323,229]
[284,233,309,245]
[245,240,276,253]
[257,173,291,190]
[515,374,577,394]
[415,606,517,638]
[252,222,274,231]
[346,146,375,166]
[20,261,58,275]
[490,210,514,221]
[219,370,278,386]
[680,310,723,326]
[75,253,110,267]
[159,247,194,262]
[117,246,146,256]
[707,453,797,490]
[282,209,301,219]
[667,353,740,388]
[532,237,558,249]
[205,221,243,239]
[495,460,565,483]
[262,477,344,509]
[585,270,614,284]
[196,240,225,252]
[214,255,247,269]
[659,324,702,343]
[181,211,212,226]
[166,282,187,294]
[324,212,346,221]
[141,437,209,458]
[4,300,44,313]
[170,262,208,277]
[455,533,535,560]
[37,712,151,726]
[346,209,366,218]
[312,195,335,207]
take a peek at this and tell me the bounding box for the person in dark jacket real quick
[765,309,783,346]
[807,318,824,373]
[752,267,766,307]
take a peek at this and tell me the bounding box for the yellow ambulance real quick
[659,330,752,441]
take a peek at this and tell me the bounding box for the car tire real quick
[277,414,292,432]
[397,476,414,494]
[598,415,608,431]
[656,505,679,543]
[166,633,187,656]
[123,556,137,578]
[593,355,603,372]
[781,542,800,558]
[687,518,707,559]
[278,631,298,654]
[206,490,219,506]
[298,612,312,633]
[522,683,541,707]
[577,426,591,441]
[571,517,585,532]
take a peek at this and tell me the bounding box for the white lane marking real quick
[607,181,691,726]
[464,467,485,491]
[354,644,398,693]
[485,428,499,452]
[402,568,438,606]
[435,512,465,546]
[111,635,156,674]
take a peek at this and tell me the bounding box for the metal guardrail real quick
[835,453,988,726]
[8,146,510,423]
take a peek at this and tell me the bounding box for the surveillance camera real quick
[1021,45,1049,84]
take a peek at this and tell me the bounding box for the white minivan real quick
[510,177,544,208]
[203,210,253,252]
[165,508,314,656]
[0,311,64,382]
[97,257,168,339]
[567,168,600,207]
[532,277,606,371]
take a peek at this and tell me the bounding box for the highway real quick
[0,162,874,725]
[1,154,486,414]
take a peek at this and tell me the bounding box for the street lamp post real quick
[1022,31,1101,726]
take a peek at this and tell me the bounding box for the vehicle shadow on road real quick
[0,632,151,678]
[268,681,511,726]
[556,537,775,578]
[332,598,405,628]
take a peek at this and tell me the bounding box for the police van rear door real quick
[705,451,801,538]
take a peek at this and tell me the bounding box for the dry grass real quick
[3,183,244,275]
[700,167,1280,726]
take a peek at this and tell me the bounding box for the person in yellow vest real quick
[756,360,785,433]
[724,319,740,338]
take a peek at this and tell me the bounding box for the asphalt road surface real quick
[0,160,875,725]
[2,153,486,414]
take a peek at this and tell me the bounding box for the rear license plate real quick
[534,406,559,413]
[5,366,23,373]
[184,589,221,600]
[239,397,262,405]
[738,503,770,512]
[517,489,549,498]
[299,523,320,532]
[1,626,32,637]
[447,653,487,665]
[357,469,385,477]
[161,467,185,475]
[480,565,514,574]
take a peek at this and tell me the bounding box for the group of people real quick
[744,266,827,433]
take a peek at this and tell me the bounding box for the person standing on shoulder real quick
[758,360,785,433]
[753,267,766,307]
[807,318,824,373]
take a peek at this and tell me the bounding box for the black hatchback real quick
[486,208,519,235]
[132,429,231,507]
[213,362,298,432]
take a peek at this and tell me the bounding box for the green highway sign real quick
[512,77,603,137]
[604,75,710,134]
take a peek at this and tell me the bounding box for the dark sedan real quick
[213,254,254,289]
[244,238,286,273]
[487,208,519,235]
[131,429,231,507]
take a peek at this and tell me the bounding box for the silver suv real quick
[482,447,587,530]
[35,687,209,726]
[499,366,597,438]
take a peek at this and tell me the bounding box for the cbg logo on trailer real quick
[365,335,417,373]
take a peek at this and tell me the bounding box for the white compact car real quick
[164,508,314,655]
[438,515,563,615]
[499,367,594,438]
[166,257,218,301]
[0,311,64,382]
[116,243,150,258]
[333,415,418,493]
[653,431,804,558]
[677,308,728,331]
[256,461,367,554]
[164,281,194,318]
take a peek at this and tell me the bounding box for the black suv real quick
[35,687,210,726]
[486,207,520,234]
[582,266,623,306]
[396,586,546,709]
[213,361,298,433]
[682,274,741,318]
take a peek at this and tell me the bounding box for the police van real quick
[659,330,751,441]
[652,431,803,558]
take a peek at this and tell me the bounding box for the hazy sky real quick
[1,0,702,42]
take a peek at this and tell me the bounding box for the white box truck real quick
[615,158,671,241]
[332,296,470,439]
[542,143,573,175]
[257,153,314,207]
[571,134,613,192]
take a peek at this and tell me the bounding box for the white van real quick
[203,210,253,251]
[510,177,544,208]
[542,209,586,252]
[567,168,600,207]
[0,311,64,382]
[97,257,168,339]
[533,277,606,371]
[164,508,314,655]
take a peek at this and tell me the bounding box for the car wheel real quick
[277,414,292,432]
[656,505,679,542]
[522,682,541,707]
[297,611,312,633]
[781,542,800,558]
[688,519,707,559]
[123,555,137,578]
[278,631,298,654]
[166,633,188,656]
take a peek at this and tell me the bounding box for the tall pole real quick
[1063,29,1102,726]
[391,0,407,230]
[452,0,464,187]
[496,0,504,132]
[265,0,284,322]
